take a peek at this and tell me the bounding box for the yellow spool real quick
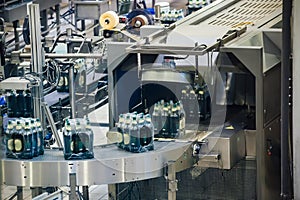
[99,11,119,30]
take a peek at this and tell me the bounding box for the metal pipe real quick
[13,20,19,50]
[55,4,60,33]
[19,53,103,59]
[69,65,76,119]
[281,0,292,199]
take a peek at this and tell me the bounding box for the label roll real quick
[100,11,119,30]
[130,15,149,28]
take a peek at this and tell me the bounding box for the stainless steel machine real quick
[107,0,282,199]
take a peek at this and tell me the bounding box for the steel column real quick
[27,4,45,126]
[281,0,292,199]
[293,0,300,198]
[69,65,76,119]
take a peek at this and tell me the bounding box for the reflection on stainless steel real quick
[2,141,195,186]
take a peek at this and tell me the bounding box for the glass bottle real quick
[5,121,15,158]
[35,119,44,155]
[31,119,38,157]
[22,121,33,159]
[123,115,131,151]
[143,114,154,150]
[13,121,24,159]
[7,90,16,117]
[161,104,170,137]
[129,116,140,152]
[178,101,186,136]
[170,104,179,138]
[83,117,94,159]
[63,120,72,159]
[189,90,198,122]
[73,121,83,155]
[152,103,162,136]
[15,90,25,117]
[24,90,32,118]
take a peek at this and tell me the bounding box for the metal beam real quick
[293,0,300,198]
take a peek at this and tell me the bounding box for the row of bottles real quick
[6,90,32,118]
[63,118,94,160]
[187,0,211,15]
[152,100,185,138]
[5,118,44,159]
[115,112,154,153]
[188,0,210,9]
[57,59,86,93]
[180,84,211,123]
[160,9,184,24]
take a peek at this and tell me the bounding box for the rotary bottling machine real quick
[1,0,283,199]
[107,0,282,199]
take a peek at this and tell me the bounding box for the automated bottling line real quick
[0,0,284,199]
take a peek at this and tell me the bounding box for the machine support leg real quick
[13,20,19,50]
[69,174,77,200]
[82,186,89,200]
[16,186,23,200]
[108,184,118,200]
[167,161,177,200]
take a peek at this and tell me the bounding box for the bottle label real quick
[179,115,185,131]
[64,77,68,86]
[37,137,41,147]
[14,139,23,152]
[123,133,130,145]
[70,141,74,152]
[7,139,14,151]
[58,77,64,86]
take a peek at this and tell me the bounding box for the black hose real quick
[281,0,292,199]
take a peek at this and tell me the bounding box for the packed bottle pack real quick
[63,118,94,160]
[152,100,185,139]
[160,9,184,24]
[56,71,69,92]
[6,89,33,118]
[180,84,211,123]
[114,112,154,153]
[5,118,44,159]
[187,0,211,15]
[188,0,210,9]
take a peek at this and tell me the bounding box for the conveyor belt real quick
[44,91,69,107]
[1,141,195,187]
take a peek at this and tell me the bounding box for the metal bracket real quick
[192,139,208,156]
[43,102,63,148]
